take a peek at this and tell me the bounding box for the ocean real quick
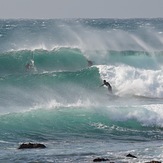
[0,18,163,163]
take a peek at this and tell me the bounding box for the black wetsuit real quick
[101,80,112,93]
[105,82,112,93]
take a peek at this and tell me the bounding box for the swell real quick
[0,48,89,75]
[0,67,102,114]
[0,48,163,76]
[0,67,100,89]
[93,50,163,69]
[1,106,163,142]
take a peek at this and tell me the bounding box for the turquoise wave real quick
[0,66,100,89]
[0,66,102,113]
[1,48,163,77]
[1,107,163,142]
[0,48,89,75]
[93,50,163,69]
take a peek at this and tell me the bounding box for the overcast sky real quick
[0,0,163,19]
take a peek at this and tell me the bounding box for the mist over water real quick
[1,19,163,52]
[0,18,163,162]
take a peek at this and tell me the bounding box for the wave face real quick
[0,48,88,75]
[0,18,163,162]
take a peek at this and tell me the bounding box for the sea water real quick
[0,18,163,162]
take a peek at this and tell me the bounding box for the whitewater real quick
[0,18,163,163]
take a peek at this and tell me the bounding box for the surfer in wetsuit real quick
[87,60,93,67]
[100,80,112,93]
[25,63,31,70]
[25,59,34,70]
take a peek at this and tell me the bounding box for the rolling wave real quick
[0,47,89,75]
[1,105,163,142]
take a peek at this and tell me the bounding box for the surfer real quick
[25,59,34,70]
[25,63,31,70]
[87,60,93,67]
[100,80,112,93]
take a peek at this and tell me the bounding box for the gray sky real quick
[0,0,163,19]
